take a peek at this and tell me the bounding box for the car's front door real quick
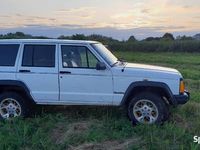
[59,44,113,105]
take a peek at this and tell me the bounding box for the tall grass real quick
[0,52,200,149]
[109,40,200,52]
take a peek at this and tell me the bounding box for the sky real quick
[0,0,199,40]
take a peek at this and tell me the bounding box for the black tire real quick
[0,92,31,120]
[163,102,170,122]
[128,92,168,125]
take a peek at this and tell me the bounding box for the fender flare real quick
[0,80,35,104]
[120,81,177,106]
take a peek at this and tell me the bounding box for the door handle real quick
[19,70,31,73]
[60,71,71,74]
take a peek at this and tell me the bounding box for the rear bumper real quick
[174,91,190,105]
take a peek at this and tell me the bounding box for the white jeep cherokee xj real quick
[0,39,189,124]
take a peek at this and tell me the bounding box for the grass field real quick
[1,52,200,150]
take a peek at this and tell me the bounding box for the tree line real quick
[0,32,200,52]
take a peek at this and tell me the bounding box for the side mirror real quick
[96,62,106,70]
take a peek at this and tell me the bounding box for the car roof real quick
[0,39,99,44]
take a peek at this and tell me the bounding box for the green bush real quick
[109,40,200,52]
[1,32,200,52]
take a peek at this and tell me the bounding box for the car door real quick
[59,44,113,105]
[16,43,59,103]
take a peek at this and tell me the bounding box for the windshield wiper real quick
[111,59,126,67]
[118,58,126,63]
[111,61,119,67]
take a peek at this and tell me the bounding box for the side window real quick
[0,44,19,66]
[87,50,98,68]
[22,45,55,67]
[61,45,99,68]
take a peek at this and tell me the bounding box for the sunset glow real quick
[0,0,199,39]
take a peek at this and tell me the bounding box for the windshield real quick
[91,43,118,66]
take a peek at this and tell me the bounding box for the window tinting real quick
[22,45,55,67]
[0,44,19,66]
[61,45,98,68]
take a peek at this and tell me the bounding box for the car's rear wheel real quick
[0,92,30,120]
[128,92,167,125]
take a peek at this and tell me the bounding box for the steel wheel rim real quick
[133,99,158,124]
[0,98,22,119]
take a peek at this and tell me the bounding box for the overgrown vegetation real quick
[0,32,200,52]
[109,40,200,52]
[0,51,200,149]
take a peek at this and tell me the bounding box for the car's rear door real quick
[16,43,59,103]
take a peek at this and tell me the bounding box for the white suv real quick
[0,39,189,124]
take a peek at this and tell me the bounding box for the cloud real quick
[0,6,97,29]
[110,0,200,31]
[55,7,96,19]
[0,13,58,28]
[59,24,85,29]
[0,1,199,33]
[145,26,187,32]
[56,7,94,13]
[141,8,150,14]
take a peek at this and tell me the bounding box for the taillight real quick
[179,79,185,94]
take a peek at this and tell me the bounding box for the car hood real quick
[125,63,179,73]
[112,62,182,80]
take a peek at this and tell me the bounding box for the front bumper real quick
[174,91,190,105]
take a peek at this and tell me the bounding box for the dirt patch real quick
[185,102,200,115]
[51,121,90,144]
[51,123,67,144]
[69,138,142,150]
[72,122,89,132]
[170,114,188,129]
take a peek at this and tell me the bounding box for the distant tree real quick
[57,35,71,39]
[0,34,3,39]
[144,37,161,41]
[57,34,119,43]
[87,34,118,44]
[15,32,26,37]
[0,32,33,39]
[1,32,200,52]
[33,36,49,39]
[176,35,193,41]
[127,35,137,42]
[71,34,87,40]
[193,33,200,40]
[162,33,174,40]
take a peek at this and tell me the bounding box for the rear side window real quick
[22,45,55,67]
[0,44,19,66]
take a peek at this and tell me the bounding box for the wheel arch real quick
[120,81,177,107]
[0,80,36,105]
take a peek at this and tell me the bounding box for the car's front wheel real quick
[128,92,167,125]
[0,92,30,120]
